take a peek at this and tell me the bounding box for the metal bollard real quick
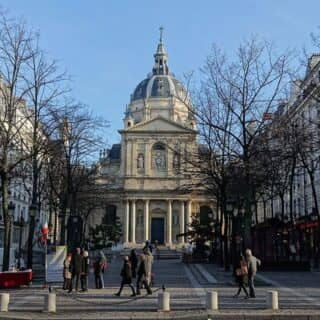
[44,293,56,313]
[158,292,170,311]
[0,293,9,312]
[206,291,218,310]
[266,290,279,310]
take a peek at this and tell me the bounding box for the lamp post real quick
[16,213,25,269]
[225,201,234,271]
[27,204,37,270]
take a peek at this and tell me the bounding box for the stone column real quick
[131,199,136,244]
[144,199,149,241]
[186,200,192,228]
[167,200,172,244]
[180,201,185,244]
[132,140,137,176]
[126,139,131,175]
[124,200,130,243]
[145,143,150,176]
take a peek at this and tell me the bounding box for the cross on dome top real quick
[153,26,169,75]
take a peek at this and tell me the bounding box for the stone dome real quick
[130,30,189,103]
[131,74,188,102]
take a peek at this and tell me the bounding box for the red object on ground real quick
[0,269,33,288]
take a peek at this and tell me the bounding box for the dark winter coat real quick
[137,260,147,280]
[82,257,90,275]
[120,261,132,284]
[130,252,138,278]
[234,259,248,285]
[130,253,138,270]
[94,256,106,276]
[71,253,83,275]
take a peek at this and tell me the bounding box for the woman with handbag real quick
[233,254,249,299]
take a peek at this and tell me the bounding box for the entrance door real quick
[151,218,165,244]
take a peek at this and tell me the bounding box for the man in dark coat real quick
[81,250,90,291]
[94,251,107,289]
[129,249,138,278]
[114,256,136,296]
[136,254,152,295]
[69,247,83,293]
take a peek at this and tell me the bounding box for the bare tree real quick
[192,37,292,248]
[47,102,108,245]
[0,13,34,271]
[22,35,68,269]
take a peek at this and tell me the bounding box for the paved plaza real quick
[2,257,320,319]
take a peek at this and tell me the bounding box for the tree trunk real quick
[263,200,267,221]
[60,206,66,245]
[1,172,11,271]
[310,174,319,217]
[280,194,285,221]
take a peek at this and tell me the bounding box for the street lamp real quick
[27,204,38,270]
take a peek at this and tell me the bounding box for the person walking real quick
[69,247,83,293]
[81,250,90,292]
[143,240,153,253]
[63,253,72,290]
[136,254,152,295]
[245,248,261,298]
[94,251,107,289]
[233,254,249,299]
[129,249,138,279]
[143,247,154,286]
[114,256,136,297]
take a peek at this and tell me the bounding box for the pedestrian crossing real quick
[5,257,320,312]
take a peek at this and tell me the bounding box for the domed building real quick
[93,32,215,247]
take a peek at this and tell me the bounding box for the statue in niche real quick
[173,152,180,169]
[137,153,144,169]
[155,151,166,170]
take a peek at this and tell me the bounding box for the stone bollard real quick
[266,290,279,310]
[158,292,170,311]
[44,293,56,313]
[0,293,9,312]
[206,291,218,310]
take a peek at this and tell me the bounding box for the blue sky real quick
[1,0,319,145]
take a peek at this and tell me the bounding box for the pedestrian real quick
[143,247,154,286]
[81,250,90,292]
[143,240,153,253]
[136,254,152,295]
[63,253,72,290]
[129,249,138,278]
[245,248,261,298]
[233,254,249,299]
[114,256,136,297]
[94,251,107,289]
[69,247,83,293]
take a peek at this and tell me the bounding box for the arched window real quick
[152,143,166,171]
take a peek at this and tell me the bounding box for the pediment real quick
[123,116,196,133]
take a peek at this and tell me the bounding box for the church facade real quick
[94,34,215,247]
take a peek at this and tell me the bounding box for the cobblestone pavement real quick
[2,257,320,319]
